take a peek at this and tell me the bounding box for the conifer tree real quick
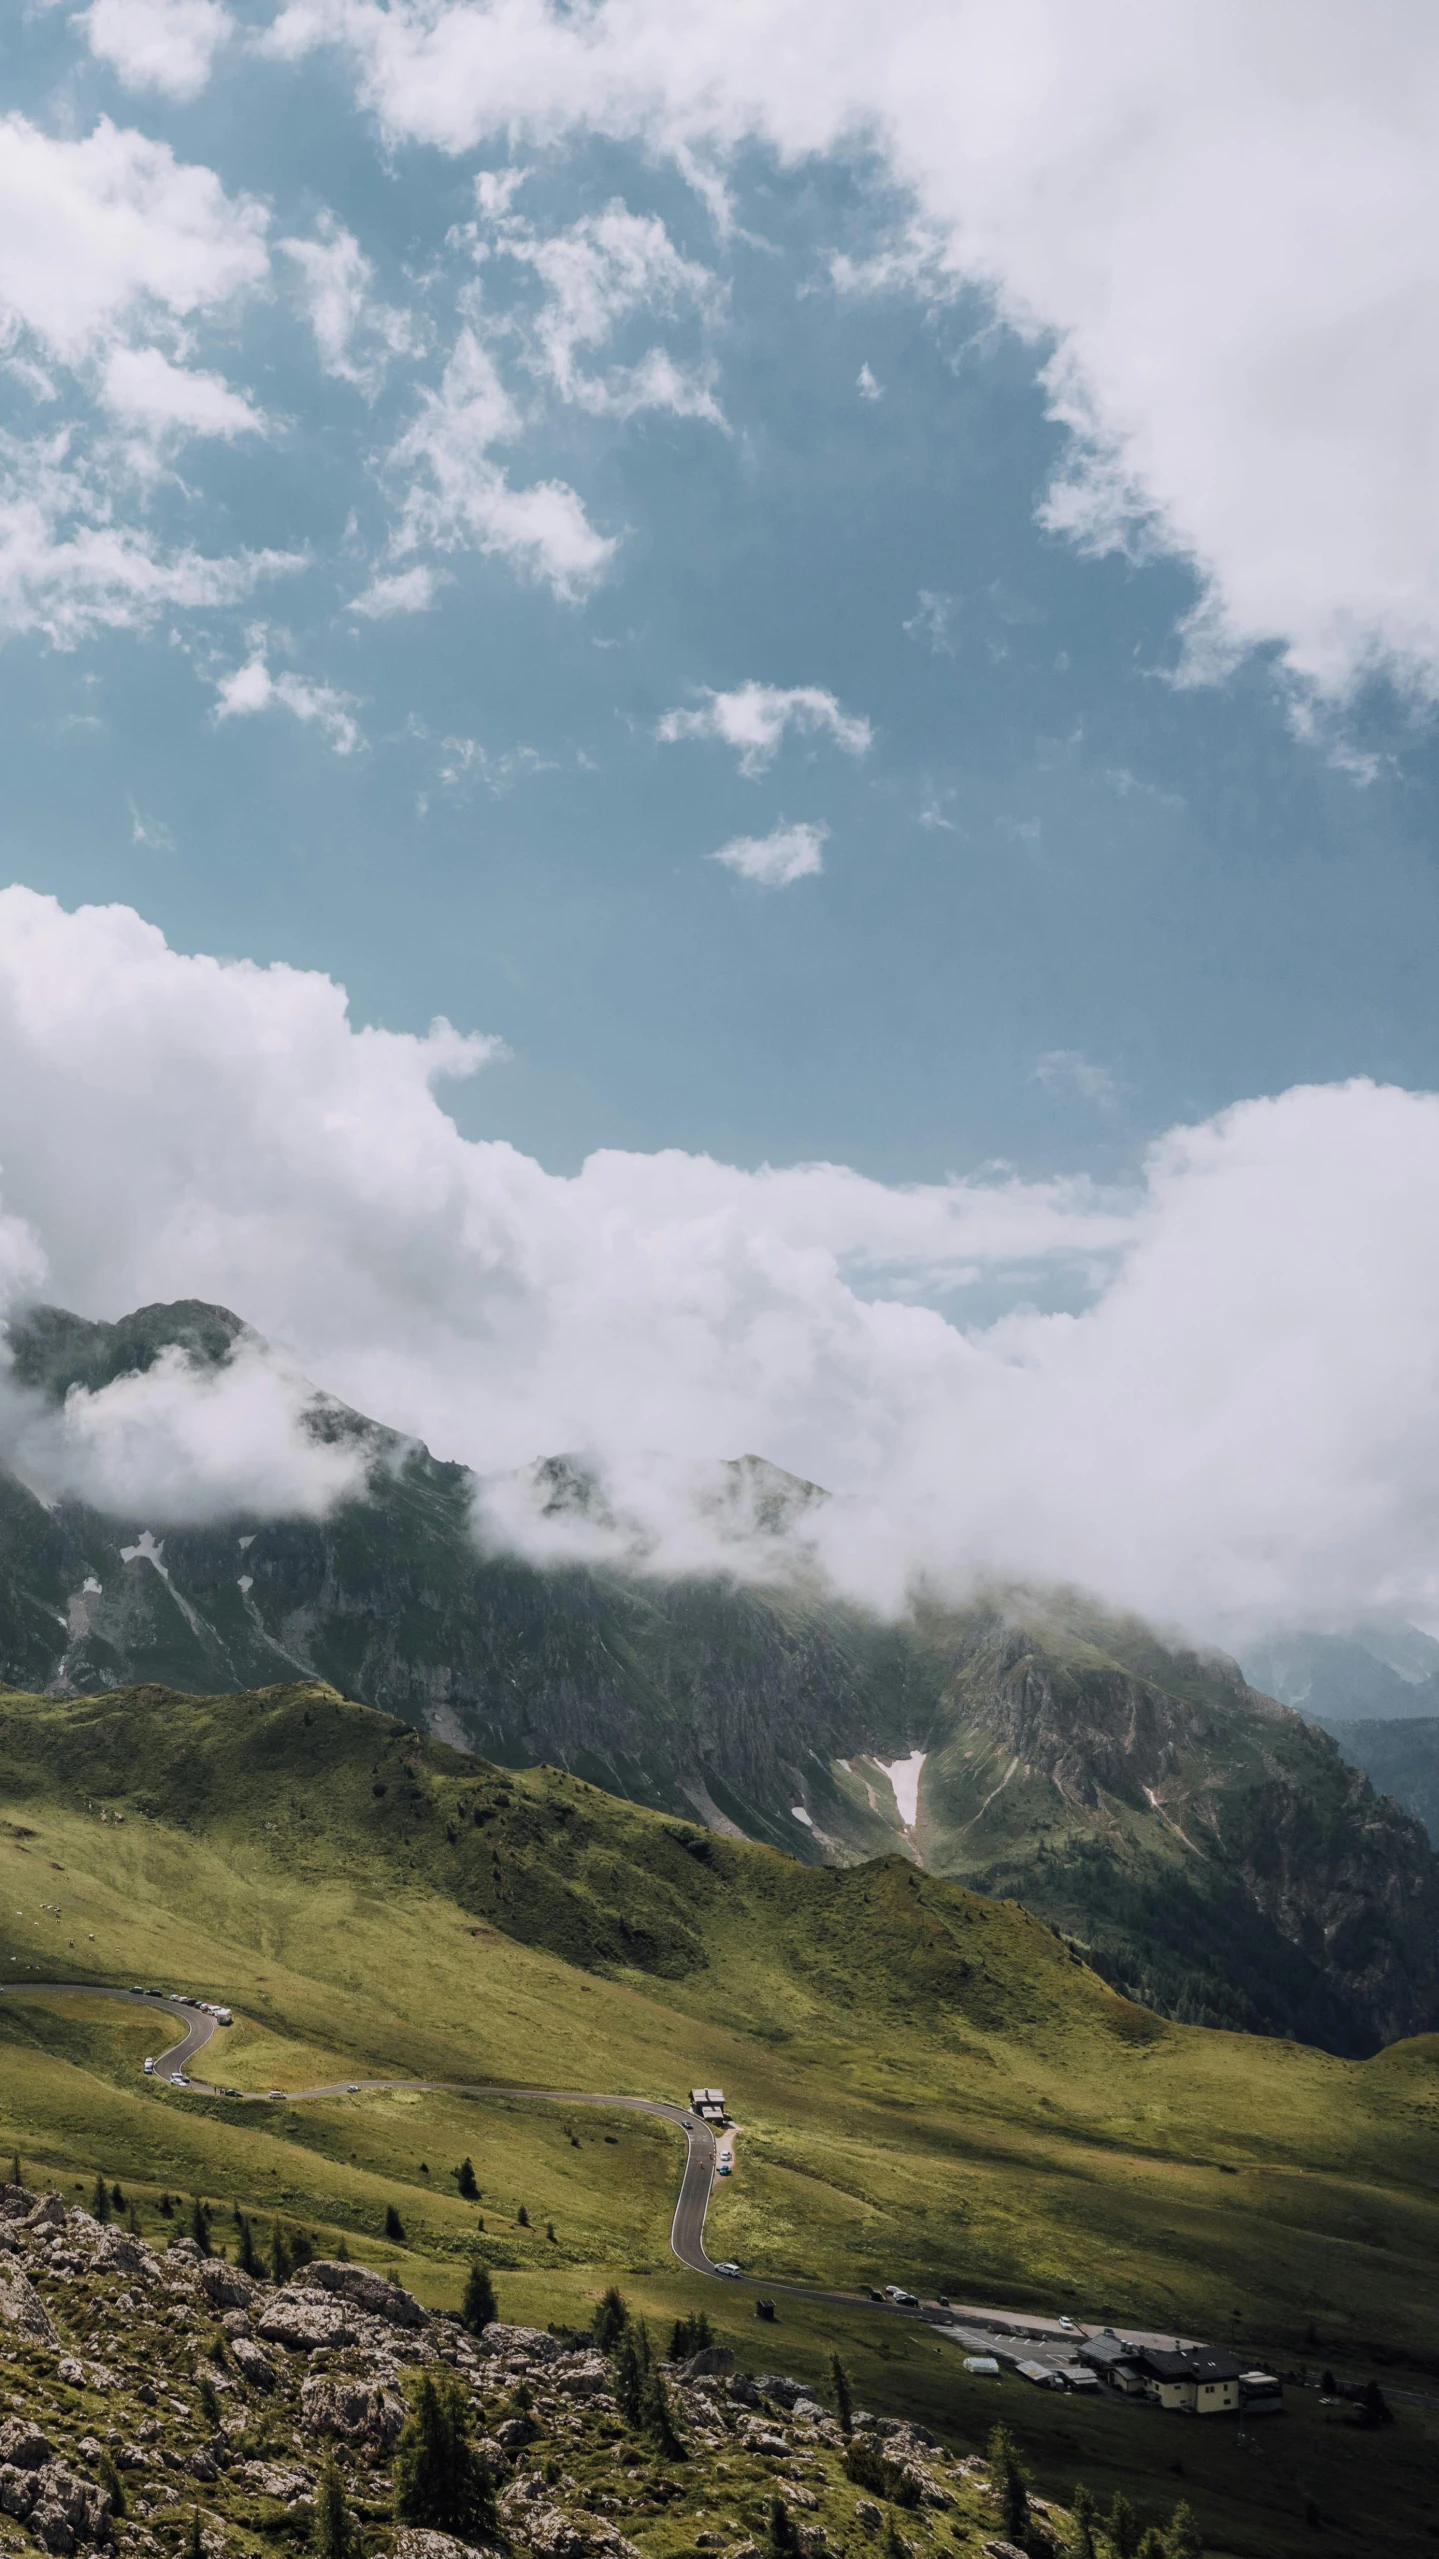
[829,2353,853,2438]
[1108,2492,1141,2559]
[1135,2531,1166,2559]
[642,2364,683,2457]
[593,2286,629,2350]
[456,2157,479,2200]
[313,2457,355,2559]
[1166,2503,1204,2559]
[8,2156,19,2190]
[185,2508,204,2559]
[1069,2482,1099,2559]
[766,2493,800,2559]
[385,2204,406,2242]
[96,2451,126,2519]
[91,2173,111,2224]
[198,2375,221,2430]
[190,2197,211,2255]
[462,2261,497,2334]
[516,2205,529,2228]
[987,2425,1029,2549]
[111,2182,125,2210]
[236,2215,261,2277]
[393,2371,498,2540]
[270,2220,293,2283]
[612,2321,653,2426]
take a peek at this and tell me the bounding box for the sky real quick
[2,0,1439,1643]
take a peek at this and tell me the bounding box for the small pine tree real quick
[642,2364,683,2457]
[334,2232,350,2260]
[126,2201,141,2238]
[1069,2482,1099,2559]
[159,2192,174,2218]
[385,2204,406,2242]
[1358,2380,1394,2428]
[190,2197,212,2256]
[393,2370,498,2541]
[91,2173,111,2224]
[830,2352,853,2438]
[456,2157,479,2201]
[1109,2493,1141,2559]
[462,2261,497,2334]
[8,2155,19,2189]
[515,2205,529,2228]
[271,2219,293,2283]
[313,2456,355,2559]
[198,2374,221,2430]
[767,2493,801,2559]
[545,2220,556,2242]
[290,2227,315,2270]
[96,2450,126,2520]
[1135,2532,1167,2559]
[185,2508,204,2559]
[593,2286,629,2350]
[987,2424,1029,2549]
[612,2322,653,2426]
[1165,2508,1204,2559]
[111,2181,125,2210]
[237,2215,261,2277]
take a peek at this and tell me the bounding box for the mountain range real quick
[1,1295,1437,2059]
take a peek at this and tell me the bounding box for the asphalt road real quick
[3,1986,725,2277]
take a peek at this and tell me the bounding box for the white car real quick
[172,2073,190,2088]
[143,2057,155,2074]
[884,2285,919,2307]
[1058,2315,1077,2331]
[346,2083,362,2093]
[713,2261,742,2277]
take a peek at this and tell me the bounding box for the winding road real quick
[3,1984,725,2279]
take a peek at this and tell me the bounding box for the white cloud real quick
[904,590,957,654]
[347,564,443,617]
[6,890,1439,1637]
[658,682,873,776]
[101,344,264,441]
[1034,1050,1120,1111]
[0,432,301,647]
[265,0,1439,700]
[389,327,616,599]
[78,0,234,101]
[480,198,723,423]
[0,115,267,366]
[1,1339,369,1524]
[280,214,417,393]
[712,821,827,887]
[213,648,364,754]
[856,362,883,401]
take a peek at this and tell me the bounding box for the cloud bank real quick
[0,889,1437,1641]
[265,0,1439,700]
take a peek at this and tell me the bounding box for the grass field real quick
[1,1678,1437,2558]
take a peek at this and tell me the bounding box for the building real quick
[689,2086,727,2120]
[1078,2334,1252,2416]
[1239,2370,1284,2415]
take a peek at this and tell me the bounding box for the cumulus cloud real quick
[101,344,265,441]
[0,432,300,646]
[712,821,827,887]
[347,564,443,617]
[280,213,417,393]
[212,647,364,753]
[478,196,724,422]
[77,0,234,100]
[659,682,873,775]
[388,329,616,600]
[264,0,1439,701]
[0,1340,370,1524]
[5,889,1439,1640]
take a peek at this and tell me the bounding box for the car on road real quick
[866,2288,884,2302]
[884,2286,919,2306]
[172,2073,190,2087]
[713,2261,742,2277]
[346,2083,361,2093]
[1058,2315,1077,2331]
[143,2057,155,2074]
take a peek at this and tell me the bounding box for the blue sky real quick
[3,3,1439,1638]
[5,1,1439,1193]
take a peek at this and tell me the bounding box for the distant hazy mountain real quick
[2,1297,1438,2059]
[1319,1719,1439,1849]
[1241,1624,1439,1723]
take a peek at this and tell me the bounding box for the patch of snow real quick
[237,1575,253,1595]
[119,1530,168,1576]
[875,1749,927,1829]
[790,1805,814,1828]
[82,1575,101,1595]
[238,1534,255,1550]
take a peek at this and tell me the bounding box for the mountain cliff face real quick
[1,1296,1437,2057]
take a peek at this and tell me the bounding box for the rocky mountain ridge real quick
[0,1299,1436,2055]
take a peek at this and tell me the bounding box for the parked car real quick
[143,2057,155,2074]
[713,2261,742,2277]
[717,2162,732,2176]
[884,2285,919,2307]
[866,2288,885,2303]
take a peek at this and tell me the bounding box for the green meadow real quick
[1,1678,1437,2558]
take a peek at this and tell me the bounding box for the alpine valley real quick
[1,1300,1436,2064]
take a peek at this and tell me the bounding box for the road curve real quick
[2,1987,725,2278]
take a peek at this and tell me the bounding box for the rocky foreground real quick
[0,2185,1126,2559]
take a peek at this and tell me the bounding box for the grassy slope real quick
[1,1679,1437,2559]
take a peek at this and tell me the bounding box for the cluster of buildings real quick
[1073,2334,1283,2415]
[689,2086,728,2122]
